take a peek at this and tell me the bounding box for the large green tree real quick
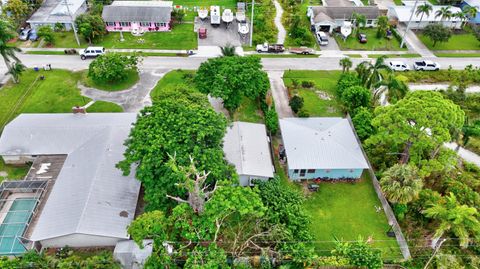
[333,238,383,269]
[75,13,106,43]
[366,91,464,165]
[423,193,480,248]
[341,85,372,112]
[351,107,375,141]
[423,24,452,47]
[117,87,234,210]
[194,56,269,113]
[356,56,391,90]
[88,52,139,83]
[380,164,423,204]
[3,0,29,26]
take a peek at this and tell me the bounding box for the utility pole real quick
[423,238,447,269]
[249,0,254,47]
[64,0,80,46]
[400,0,419,48]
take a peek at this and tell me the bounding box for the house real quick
[0,113,141,248]
[461,0,480,24]
[102,1,173,32]
[279,118,369,180]
[387,2,463,29]
[223,122,274,186]
[307,6,380,33]
[27,0,87,30]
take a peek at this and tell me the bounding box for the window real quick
[300,169,306,177]
[120,22,131,27]
[325,169,331,173]
[140,22,151,27]
[307,169,315,173]
[155,22,167,27]
[293,169,299,173]
[366,19,373,24]
[106,22,115,26]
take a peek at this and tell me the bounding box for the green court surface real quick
[0,198,37,255]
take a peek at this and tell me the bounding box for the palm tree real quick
[220,44,236,56]
[355,61,371,86]
[416,3,433,28]
[454,11,468,28]
[380,164,423,204]
[465,6,478,20]
[374,73,409,104]
[435,6,453,22]
[365,55,391,89]
[423,193,480,248]
[0,19,24,83]
[339,57,352,73]
[6,61,25,84]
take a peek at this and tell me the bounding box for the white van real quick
[79,47,105,60]
[316,31,329,46]
[389,61,410,72]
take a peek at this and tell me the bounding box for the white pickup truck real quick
[413,60,440,71]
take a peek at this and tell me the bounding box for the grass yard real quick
[86,101,123,112]
[393,0,403,4]
[150,69,196,99]
[39,24,197,50]
[233,97,263,123]
[81,70,140,91]
[0,158,29,182]
[369,53,421,58]
[256,54,318,58]
[335,28,406,51]
[418,32,480,51]
[0,69,122,130]
[283,70,343,117]
[304,173,402,259]
[435,52,480,57]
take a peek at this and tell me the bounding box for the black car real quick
[358,33,367,43]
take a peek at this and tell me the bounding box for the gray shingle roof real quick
[102,1,172,22]
[223,122,274,178]
[279,117,369,170]
[310,6,380,23]
[0,113,140,242]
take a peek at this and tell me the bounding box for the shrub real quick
[289,95,304,113]
[298,109,309,118]
[301,80,314,88]
[423,23,452,47]
[37,25,55,45]
[88,52,139,83]
[54,22,65,32]
[336,72,361,98]
[392,203,408,221]
[341,85,372,112]
[351,107,375,141]
[265,106,279,135]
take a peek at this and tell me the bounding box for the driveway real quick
[396,24,435,57]
[268,71,293,118]
[195,18,249,47]
[273,0,286,44]
[78,69,168,112]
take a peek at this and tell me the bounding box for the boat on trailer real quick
[198,7,208,20]
[222,9,234,24]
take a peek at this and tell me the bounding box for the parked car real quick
[389,61,410,72]
[29,29,38,41]
[256,42,284,53]
[19,28,31,41]
[198,28,207,39]
[289,47,315,55]
[357,33,367,43]
[413,60,440,71]
[79,47,105,60]
[315,31,329,46]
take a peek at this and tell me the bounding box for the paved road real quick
[445,143,480,167]
[409,83,480,93]
[6,54,480,73]
[268,71,293,118]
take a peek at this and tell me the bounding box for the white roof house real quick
[27,0,87,29]
[223,122,274,186]
[388,4,463,29]
[279,118,369,170]
[0,113,141,248]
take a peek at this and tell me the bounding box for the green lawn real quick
[150,69,196,99]
[283,70,343,117]
[304,173,402,259]
[393,0,403,4]
[233,97,263,123]
[368,53,421,58]
[335,28,406,51]
[418,32,480,50]
[82,70,140,91]
[435,52,480,57]
[0,158,29,182]
[257,54,318,58]
[86,101,123,112]
[39,24,197,50]
[0,69,123,130]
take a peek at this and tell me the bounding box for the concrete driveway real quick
[194,18,249,47]
[268,71,293,118]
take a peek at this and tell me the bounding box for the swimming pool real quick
[0,198,37,255]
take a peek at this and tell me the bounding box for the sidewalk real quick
[396,24,435,58]
[21,47,188,54]
[408,83,480,93]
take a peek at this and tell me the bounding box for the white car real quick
[389,61,410,72]
[79,47,105,60]
[316,31,329,46]
[413,60,440,71]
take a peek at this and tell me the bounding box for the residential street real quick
[6,54,480,75]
